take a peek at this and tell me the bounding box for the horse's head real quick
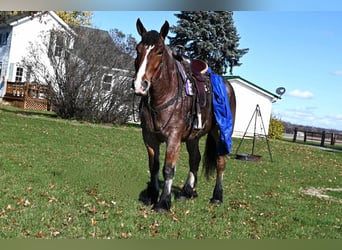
[133,18,169,96]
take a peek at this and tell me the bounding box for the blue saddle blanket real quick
[207,68,233,155]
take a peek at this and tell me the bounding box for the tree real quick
[169,11,249,75]
[0,11,93,26]
[109,29,137,58]
[21,27,135,124]
[55,11,93,26]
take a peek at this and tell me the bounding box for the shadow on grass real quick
[0,105,58,119]
[138,180,183,206]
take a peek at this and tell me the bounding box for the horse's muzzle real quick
[134,79,150,96]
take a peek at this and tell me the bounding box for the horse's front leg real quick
[142,133,161,206]
[178,139,201,200]
[153,137,181,212]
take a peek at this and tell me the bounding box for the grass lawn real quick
[0,105,341,239]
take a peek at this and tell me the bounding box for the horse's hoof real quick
[210,198,222,204]
[152,200,171,212]
[176,188,198,201]
[152,204,169,213]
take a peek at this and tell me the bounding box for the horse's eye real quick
[156,51,163,56]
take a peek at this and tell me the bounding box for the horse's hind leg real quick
[211,155,226,204]
[204,127,227,204]
[178,139,201,200]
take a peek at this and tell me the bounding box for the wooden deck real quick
[3,81,51,111]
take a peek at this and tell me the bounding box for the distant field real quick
[0,105,341,239]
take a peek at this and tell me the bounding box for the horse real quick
[133,18,236,211]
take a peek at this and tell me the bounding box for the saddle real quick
[174,56,208,107]
[173,49,209,129]
[190,59,208,107]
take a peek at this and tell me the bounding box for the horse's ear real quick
[160,20,169,40]
[136,18,147,36]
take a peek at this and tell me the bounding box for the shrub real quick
[268,116,284,139]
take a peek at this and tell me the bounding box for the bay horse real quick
[133,18,236,211]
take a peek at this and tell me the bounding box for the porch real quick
[3,81,51,111]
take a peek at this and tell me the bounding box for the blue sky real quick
[92,11,342,131]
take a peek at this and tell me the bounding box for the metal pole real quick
[252,105,258,155]
[258,105,273,162]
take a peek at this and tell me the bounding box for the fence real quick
[3,81,51,111]
[292,128,342,147]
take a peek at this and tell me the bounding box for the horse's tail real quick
[203,130,218,178]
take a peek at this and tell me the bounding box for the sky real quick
[91,10,342,131]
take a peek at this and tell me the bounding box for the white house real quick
[0,11,75,98]
[225,76,280,137]
[0,11,133,113]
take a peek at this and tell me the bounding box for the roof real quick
[70,25,134,70]
[0,11,76,36]
[225,75,281,101]
[0,11,37,24]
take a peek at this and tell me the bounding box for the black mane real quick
[142,30,159,46]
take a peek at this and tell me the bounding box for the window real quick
[54,35,63,57]
[0,32,9,45]
[15,67,24,82]
[103,75,112,83]
[102,74,112,91]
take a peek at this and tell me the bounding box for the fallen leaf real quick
[120,232,132,239]
[91,218,97,226]
[172,216,179,222]
[36,231,46,238]
[98,200,106,206]
[17,198,24,206]
[24,200,31,207]
[89,206,97,215]
[51,231,61,237]
[48,196,58,203]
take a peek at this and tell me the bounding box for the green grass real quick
[0,105,341,239]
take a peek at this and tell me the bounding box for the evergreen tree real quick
[169,11,249,75]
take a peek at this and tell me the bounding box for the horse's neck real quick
[150,55,179,107]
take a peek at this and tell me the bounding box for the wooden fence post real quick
[320,130,325,147]
[293,128,297,142]
[331,133,336,145]
[304,131,307,143]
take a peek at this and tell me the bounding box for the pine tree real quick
[169,11,248,75]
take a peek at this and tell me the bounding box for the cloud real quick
[333,70,342,76]
[273,107,342,130]
[287,89,314,99]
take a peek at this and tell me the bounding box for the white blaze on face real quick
[134,45,154,95]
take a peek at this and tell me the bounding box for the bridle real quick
[132,43,186,131]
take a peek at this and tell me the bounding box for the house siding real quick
[226,76,279,137]
[0,12,71,98]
